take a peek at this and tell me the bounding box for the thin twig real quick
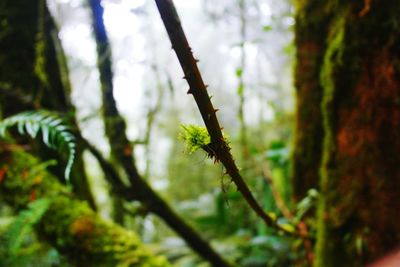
[79,136,126,191]
[81,135,233,267]
[238,0,249,161]
[262,162,294,221]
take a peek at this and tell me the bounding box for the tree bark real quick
[294,1,400,266]
[292,1,329,201]
[0,0,96,209]
[0,143,170,267]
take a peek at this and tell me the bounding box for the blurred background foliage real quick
[0,0,312,266]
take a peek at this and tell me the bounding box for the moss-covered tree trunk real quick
[0,0,96,209]
[0,143,169,266]
[293,1,400,266]
[292,2,329,201]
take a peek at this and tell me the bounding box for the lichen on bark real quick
[294,1,400,266]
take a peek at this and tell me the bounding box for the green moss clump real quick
[0,147,171,267]
[179,124,211,154]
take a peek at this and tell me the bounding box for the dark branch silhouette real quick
[88,1,232,266]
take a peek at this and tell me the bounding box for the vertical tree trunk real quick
[0,0,96,209]
[294,1,400,266]
[292,2,329,201]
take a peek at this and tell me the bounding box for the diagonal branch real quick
[83,137,233,267]
[154,0,301,237]
[88,1,232,266]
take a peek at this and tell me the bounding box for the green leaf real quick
[237,84,244,96]
[295,188,319,222]
[0,124,6,137]
[267,212,277,222]
[26,120,40,138]
[263,25,272,32]
[235,67,243,77]
[0,110,76,181]
[280,223,295,233]
[5,198,50,255]
[42,125,50,147]
[17,120,25,135]
[283,42,295,55]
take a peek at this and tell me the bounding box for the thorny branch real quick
[154,0,308,238]
[88,1,232,265]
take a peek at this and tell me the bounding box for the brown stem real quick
[262,162,293,221]
[154,0,297,236]
[88,1,232,266]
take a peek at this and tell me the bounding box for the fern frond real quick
[0,111,76,180]
[5,198,50,255]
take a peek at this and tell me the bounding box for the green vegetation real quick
[0,147,170,267]
[1,0,399,266]
[179,124,211,154]
[0,111,76,180]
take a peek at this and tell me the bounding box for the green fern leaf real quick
[17,119,26,135]
[0,110,76,181]
[5,198,50,255]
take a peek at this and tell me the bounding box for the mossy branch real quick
[0,145,170,267]
[88,1,232,265]
[154,0,305,237]
[179,124,211,154]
